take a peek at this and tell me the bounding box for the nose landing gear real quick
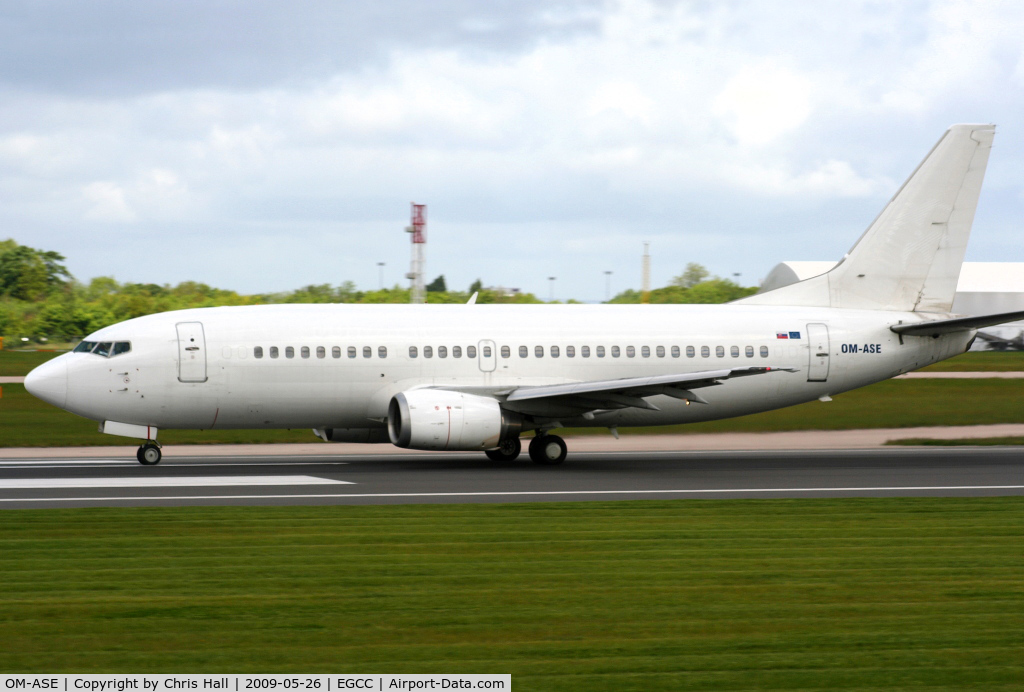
[137,442,162,465]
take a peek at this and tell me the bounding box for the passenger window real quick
[760,345,769,358]
[347,346,357,358]
[519,345,528,358]
[716,346,725,358]
[656,345,665,358]
[438,346,448,358]
[286,346,295,359]
[316,346,325,359]
[113,342,131,356]
[551,345,559,358]
[467,345,477,358]
[379,346,388,358]
[500,345,510,358]
[332,346,341,359]
[360,346,369,358]
[581,345,591,357]
[535,345,544,358]
[626,346,635,358]
[745,346,754,358]
[596,346,605,358]
[409,346,418,358]
[483,345,492,357]
[730,346,739,358]
[301,346,310,359]
[424,346,433,358]
[453,346,462,358]
[686,346,695,358]
[700,346,710,358]
[611,346,621,358]
[254,346,264,359]
[672,346,680,358]
[566,345,575,358]
[270,346,279,359]
[641,346,650,358]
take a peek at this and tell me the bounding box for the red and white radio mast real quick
[405,203,427,303]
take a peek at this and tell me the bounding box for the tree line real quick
[0,240,757,345]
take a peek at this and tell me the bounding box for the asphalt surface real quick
[1,446,1022,508]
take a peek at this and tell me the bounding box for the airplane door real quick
[807,323,830,382]
[176,322,208,383]
[478,340,497,373]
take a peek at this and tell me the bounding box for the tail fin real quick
[739,124,995,312]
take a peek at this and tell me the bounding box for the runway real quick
[1,446,1022,508]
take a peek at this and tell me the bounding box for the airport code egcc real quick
[1,678,509,692]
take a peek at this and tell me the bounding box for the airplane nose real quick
[24,357,68,409]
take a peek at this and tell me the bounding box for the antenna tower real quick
[406,203,426,304]
[641,241,651,304]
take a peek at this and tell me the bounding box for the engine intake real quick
[388,390,521,451]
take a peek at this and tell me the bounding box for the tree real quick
[0,241,72,300]
[468,279,483,294]
[426,275,447,292]
[672,262,710,289]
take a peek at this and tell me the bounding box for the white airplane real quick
[25,124,1024,465]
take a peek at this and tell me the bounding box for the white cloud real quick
[82,181,136,223]
[2,0,1023,299]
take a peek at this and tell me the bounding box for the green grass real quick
[3,377,1023,447]
[1,499,1023,688]
[0,349,63,376]
[888,437,1024,446]
[918,351,1024,372]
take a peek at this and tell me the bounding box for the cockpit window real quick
[74,340,131,357]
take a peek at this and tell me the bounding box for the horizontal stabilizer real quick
[891,310,1024,337]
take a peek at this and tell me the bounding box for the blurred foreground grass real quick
[1,499,1022,689]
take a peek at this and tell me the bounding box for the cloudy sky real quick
[2,0,1023,301]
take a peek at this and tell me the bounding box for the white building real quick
[759,262,1024,349]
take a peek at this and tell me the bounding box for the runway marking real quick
[2,484,1023,502]
[0,475,351,490]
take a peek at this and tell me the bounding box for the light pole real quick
[548,276,556,302]
[377,262,386,290]
[604,270,613,302]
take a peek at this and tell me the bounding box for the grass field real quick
[1,499,1022,688]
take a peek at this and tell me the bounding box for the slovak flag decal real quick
[776,332,789,339]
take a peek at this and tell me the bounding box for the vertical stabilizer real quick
[739,124,995,312]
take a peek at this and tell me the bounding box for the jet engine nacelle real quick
[388,389,521,451]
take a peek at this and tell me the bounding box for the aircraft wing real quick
[891,309,1024,337]
[499,366,795,413]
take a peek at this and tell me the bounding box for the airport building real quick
[760,262,1024,350]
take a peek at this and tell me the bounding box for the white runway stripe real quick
[0,475,350,489]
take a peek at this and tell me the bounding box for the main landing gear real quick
[528,434,567,465]
[484,434,568,465]
[137,442,162,465]
[485,437,522,462]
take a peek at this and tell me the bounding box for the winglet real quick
[467,292,478,305]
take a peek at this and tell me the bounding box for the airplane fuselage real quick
[37,303,970,436]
